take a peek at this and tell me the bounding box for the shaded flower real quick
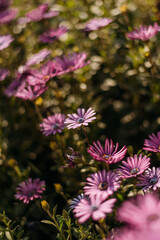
[84,18,112,31]
[84,170,121,200]
[118,154,150,179]
[143,131,160,152]
[27,61,55,86]
[15,178,45,204]
[138,167,160,191]
[64,107,96,129]
[117,193,160,231]
[0,68,9,81]
[53,52,90,76]
[73,194,116,223]
[63,147,82,168]
[0,8,17,24]
[40,113,66,136]
[26,49,51,67]
[70,193,86,209]
[15,84,48,100]
[19,4,59,23]
[40,26,68,43]
[87,139,127,164]
[0,34,14,50]
[126,23,158,41]
[0,0,10,10]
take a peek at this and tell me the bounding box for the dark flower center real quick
[27,189,36,197]
[149,177,158,185]
[147,214,159,222]
[91,205,98,211]
[98,182,108,190]
[77,118,84,123]
[130,168,139,175]
[102,154,111,160]
[52,123,59,129]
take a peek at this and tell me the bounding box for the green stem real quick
[82,126,90,144]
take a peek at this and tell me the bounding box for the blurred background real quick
[1,0,160,239]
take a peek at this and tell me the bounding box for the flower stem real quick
[82,126,90,144]
[34,103,43,121]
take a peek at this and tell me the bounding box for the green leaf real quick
[52,205,57,217]
[41,220,56,227]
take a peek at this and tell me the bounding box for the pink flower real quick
[0,8,17,24]
[19,4,59,23]
[138,167,160,191]
[15,84,48,100]
[84,170,121,200]
[53,52,90,76]
[40,113,66,136]
[26,49,51,67]
[117,193,160,231]
[64,107,96,129]
[84,18,112,31]
[126,23,158,41]
[118,154,150,179]
[87,139,127,164]
[27,61,55,86]
[0,34,14,50]
[40,27,68,43]
[73,195,116,223]
[0,68,9,81]
[70,193,87,209]
[143,131,160,152]
[15,178,45,204]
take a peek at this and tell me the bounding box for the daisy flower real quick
[73,194,116,223]
[126,23,158,41]
[138,167,160,191]
[118,154,150,179]
[26,49,51,67]
[40,26,68,43]
[84,18,112,31]
[87,138,127,164]
[40,113,66,136]
[0,68,9,81]
[84,170,121,200]
[143,131,160,152]
[70,193,87,209]
[0,8,18,24]
[15,84,48,100]
[64,108,96,129]
[15,178,45,204]
[117,193,160,231]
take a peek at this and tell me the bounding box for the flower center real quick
[102,154,111,160]
[147,214,159,222]
[91,205,98,211]
[130,168,139,175]
[149,177,158,185]
[52,123,59,129]
[69,66,74,71]
[98,182,108,190]
[77,118,84,123]
[43,75,50,81]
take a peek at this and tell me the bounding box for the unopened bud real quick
[54,183,63,193]
[41,200,50,212]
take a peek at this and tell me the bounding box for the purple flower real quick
[40,113,66,136]
[0,34,14,50]
[87,139,127,164]
[126,23,158,41]
[64,108,96,129]
[143,131,160,152]
[53,52,90,76]
[26,49,51,67]
[19,4,59,23]
[138,167,160,191]
[27,61,55,86]
[0,8,17,24]
[84,170,121,200]
[15,84,48,101]
[0,0,10,10]
[118,154,150,179]
[15,178,45,204]
[0,68,9,81]
[117,193,160,231]
[63,147,82,168]
[73,194,116,223]
[70,193,87,209]
[84,18,112,32]
[40,27,68,43]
